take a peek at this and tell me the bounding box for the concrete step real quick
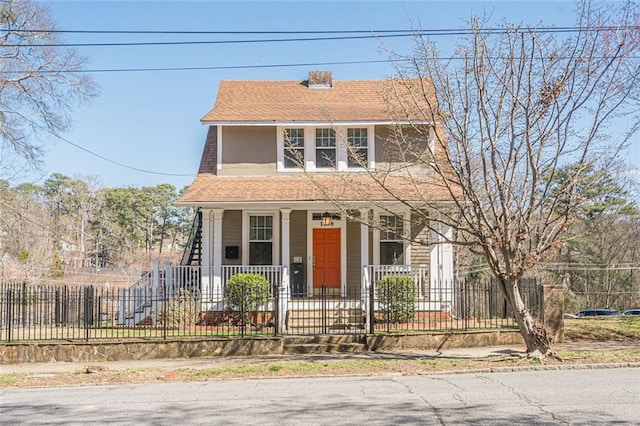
[283,335,364,345]
[283,342,367,355]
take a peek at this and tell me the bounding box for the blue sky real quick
[30,0,636,190]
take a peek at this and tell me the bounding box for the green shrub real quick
[377,275,417,323]
[225,273,270,325]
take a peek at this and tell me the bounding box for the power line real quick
[4,59,404,74]
[3,29,419,35]
[36,125,193,178]
[0,26,634,48]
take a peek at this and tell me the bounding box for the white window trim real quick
[217,125,223,171]
[277,125,375,172]
[242,211,280,265]
[373,210,411,266]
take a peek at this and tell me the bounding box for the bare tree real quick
[0,0,96,165]
[315,1,640,358]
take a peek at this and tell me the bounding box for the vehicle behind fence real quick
[0,277,542,343]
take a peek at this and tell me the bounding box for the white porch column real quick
[212,209,224,304]
[360,209,371,332]
[359,209,370,297]
[201,210,212,305]
[279,208,292,331]
[430,222,454,310]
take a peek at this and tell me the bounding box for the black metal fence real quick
[1,278,542,343]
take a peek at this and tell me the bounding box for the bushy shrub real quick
[377,275,417,323]
[225,273,270,325]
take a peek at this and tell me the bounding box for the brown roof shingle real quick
[201,78,436,123]
[176,173,457,205]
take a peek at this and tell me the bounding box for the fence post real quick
[542,283,564,343]
[369,277,375,335]
[84,285,95,342]
[5,288,13,342]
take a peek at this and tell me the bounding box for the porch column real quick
[360,209,371,332]
[279,208,292,331]
[212,209,225,304]
[201,210,213,305]
[359,209,370,297]
[430,221,453,311]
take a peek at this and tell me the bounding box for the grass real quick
[1,317,638,389]
[564,317,640,342]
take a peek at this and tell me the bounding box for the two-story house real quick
[175,71,455,331]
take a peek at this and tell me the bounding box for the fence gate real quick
[285,285,365,335]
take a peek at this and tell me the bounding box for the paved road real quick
[1,368,638,425]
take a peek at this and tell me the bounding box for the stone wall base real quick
[1,331,525,365]
[366,330,525,351]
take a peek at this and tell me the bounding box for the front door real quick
[313,228,341,289]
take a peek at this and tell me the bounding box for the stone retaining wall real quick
[0,330,526,365]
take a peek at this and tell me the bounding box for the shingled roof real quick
[176,174,456,205]
[201,73,437,123]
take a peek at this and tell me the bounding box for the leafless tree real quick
[315,1,640,358]
[0,0,96,165]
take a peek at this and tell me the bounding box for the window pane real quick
[348,148,368,168]
[249,215,273,241]
[249,242,273,265]
[316,148,336,168]
[380,242,404,265]
[381,215,403,240]
[315,128,336,147]
[284,148,304,168]
[284,128,305,147]
[347,128,367,147]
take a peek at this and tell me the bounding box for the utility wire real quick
[1,25,635,48]
[35,125,193,177]
[4,59,404,74]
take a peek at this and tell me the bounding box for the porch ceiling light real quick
[321,211,333,226]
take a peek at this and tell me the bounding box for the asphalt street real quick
[1,367,638,425]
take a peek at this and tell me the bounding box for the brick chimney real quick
[307,71,332,88]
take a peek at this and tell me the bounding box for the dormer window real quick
[283,128,305,169]
[277,125,375,172]
[315,128,336,168]
[347,128,368,168]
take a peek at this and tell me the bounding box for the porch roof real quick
[176,173,458,205]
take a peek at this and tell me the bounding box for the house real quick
[174,71,455,331]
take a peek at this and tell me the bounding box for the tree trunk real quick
[500,277,555,359]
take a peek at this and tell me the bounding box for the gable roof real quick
[201,77,437,124]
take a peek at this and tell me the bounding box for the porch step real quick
[283,335,367,354]
[286,308,365,332]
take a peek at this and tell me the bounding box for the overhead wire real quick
[33,123,193,178]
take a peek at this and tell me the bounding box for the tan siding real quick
[289,210,307,275]
[375,124,433,171]
[346,218,361,293]
[411,212,430,267]
[220,126,277,175]
[222,210,242,265]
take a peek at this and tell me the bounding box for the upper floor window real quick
[283,128,305,169]
[277,125,375,172]
[347,128,368,168]
[315,128,336,168]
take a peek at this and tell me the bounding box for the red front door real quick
[313,228,341,289]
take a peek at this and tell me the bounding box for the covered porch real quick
[197,205,453,301]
